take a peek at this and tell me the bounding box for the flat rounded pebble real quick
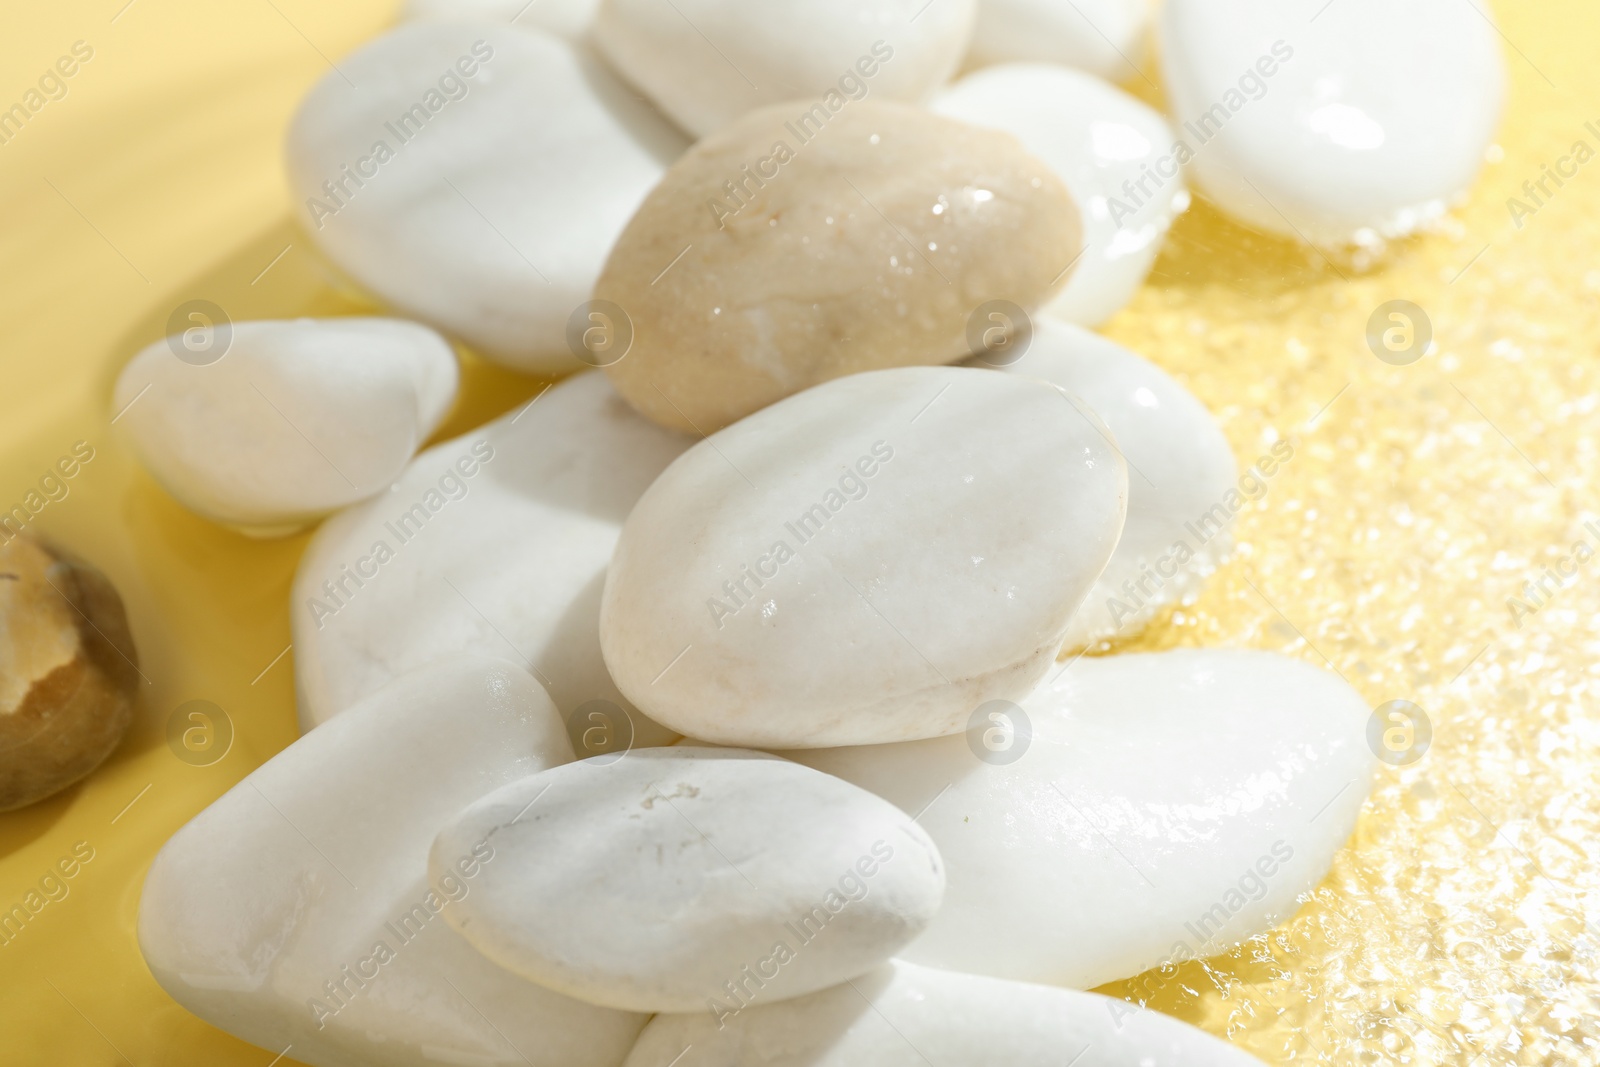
[794,650,1376,989]
[593,0,976,137]
[405,0,599,39]
[966,0,1150,83]
[968,317,1236,647]
[600,366,1127,749]
[432,748,944,1013]
[286,22,686,374]
[1158,0,1504,246]
[598,100,1081,433]
[623,959,1269,1066]
[138,656,645,1067]
[933,63,1187,326]
[113,318,457,535]
[292,372,692,760]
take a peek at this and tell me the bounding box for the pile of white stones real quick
[125,2,1504,1065]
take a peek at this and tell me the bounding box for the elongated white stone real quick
[292,372,692,760]
[592,0,976,138]
[933,63,1187,326]
[1158,0,1504,246]
[793,650,1375,989]
[286,23,686,373]
[432,748,944,1013]
[113,318,456,535]
[405,0,599,40]
[137,656,645,1067]
[968,318,1237,647]
[623,959,1269,1066]
[600,367,1127,749]
[966,0,1150,84]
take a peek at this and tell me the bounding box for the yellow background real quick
[1,1,1596,1063]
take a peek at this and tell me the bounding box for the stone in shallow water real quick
[292,372,691,760]
[286,22,686,374]
[966,317,1237,648]
[793,650,1376,989]
[405,0,599,40]
[966,0,1150,84]
[600,366,1127,748]
[113,318,457,535]
[1158,0,1504,246]
[137,656,644,1067]
[622,959,1269,1066]
[933,63,1188,327]
[597,100,1081,433]
[432,747,944,1013]
[592,0,977,138]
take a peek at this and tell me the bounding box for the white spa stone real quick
[292,372,692,760]
[432,748,945,1013]
[405,0,599,40]
[599,366,1127,749]
[966,0,1150,84]
[137,656,645,1067]
[112,318,457,535]
[1158,0,1505,247]
[967,318,1236,647]
[793,650,1376,990]
[933,63,1187,326]
[286,22,686,374]
[623,959,1269,1066]
[592,0,977,138]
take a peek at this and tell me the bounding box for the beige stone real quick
[598,100,1081,432]
[0,537,139,812]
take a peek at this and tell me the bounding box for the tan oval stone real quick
[598,100,1081,432]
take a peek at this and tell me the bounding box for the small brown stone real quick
[598,100,1082,432]
[0,537,139,812]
